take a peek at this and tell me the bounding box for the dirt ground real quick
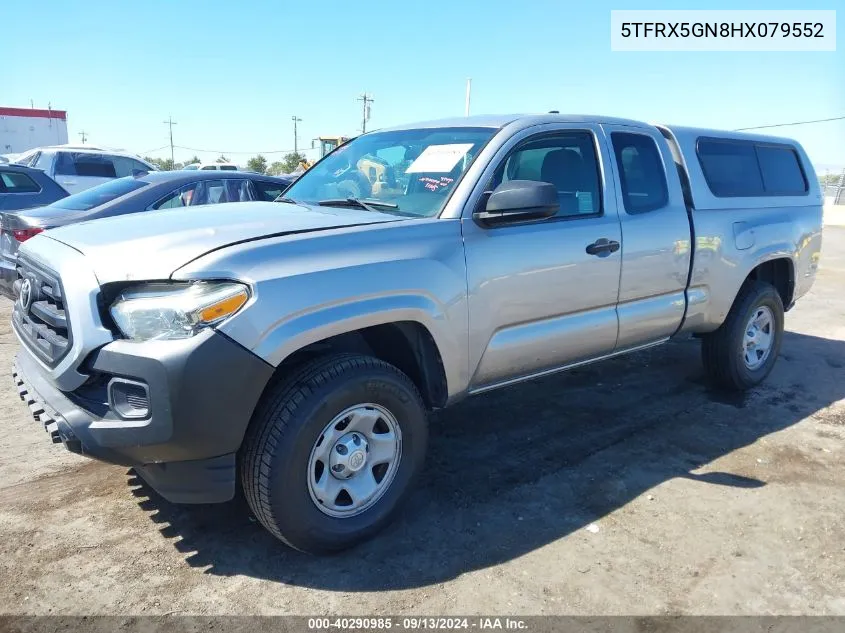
[0,229,843,617]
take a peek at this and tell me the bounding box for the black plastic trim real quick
[134,454,236,504]
[12,328,273,481]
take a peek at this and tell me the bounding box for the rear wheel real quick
[701,280,784,391]
[240,353,427,553]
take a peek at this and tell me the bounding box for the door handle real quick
[585,238,620,256]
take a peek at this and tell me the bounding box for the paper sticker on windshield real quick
[405,144,474,173]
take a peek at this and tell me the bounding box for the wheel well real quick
[273,322,448,409]
[746,258,794,309]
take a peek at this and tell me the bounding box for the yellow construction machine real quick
[298,136,352,170]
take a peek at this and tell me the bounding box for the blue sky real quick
[5,0,844,170]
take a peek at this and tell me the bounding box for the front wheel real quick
[240,353,428,553]
[701,280,785,391]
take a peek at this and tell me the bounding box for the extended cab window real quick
[0,170,41,193]
[697,138,807,197]
[611,133,669,214]
[491,131,601,218]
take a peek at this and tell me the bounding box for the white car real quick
[13,145,156,194]
[182,162,240,171]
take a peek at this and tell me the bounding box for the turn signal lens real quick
[198,290,248,323]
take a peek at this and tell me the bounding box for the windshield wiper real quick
[317,197,399,212]
[275,196,298,204]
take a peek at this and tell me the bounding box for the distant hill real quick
[814,163,844,175]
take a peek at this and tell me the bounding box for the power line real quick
[139,144,170,155]
[141,113,845,159]
[173,144,304,155]
[733,116,845,131]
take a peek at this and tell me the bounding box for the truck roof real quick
[380,116,803,149]
[660,125,803,147]
[380,113,654,132]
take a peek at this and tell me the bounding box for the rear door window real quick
[225,179,251,202]
[0,170,41,193]
[193,179,229,204]
[153,183,200,209]
[252,179,289,201]
[54,152,76,175]
[112,156,152,177]
[611,133,669,214]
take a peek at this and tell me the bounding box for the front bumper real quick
[12,329,273,503]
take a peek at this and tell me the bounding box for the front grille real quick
[12,256,72,367]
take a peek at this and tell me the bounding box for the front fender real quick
[176,219,471,399]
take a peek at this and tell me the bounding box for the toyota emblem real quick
[18,278,33,312]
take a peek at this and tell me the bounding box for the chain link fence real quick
[822,168,845,205]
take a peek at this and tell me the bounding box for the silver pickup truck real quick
[11,114,823,553]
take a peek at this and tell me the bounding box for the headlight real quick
[110,281,249,341]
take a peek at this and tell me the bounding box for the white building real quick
[0,106,68,154]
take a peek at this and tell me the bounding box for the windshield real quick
[47,176,149,211]
[283,127,496,217]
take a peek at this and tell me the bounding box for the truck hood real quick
[32,201,400,283]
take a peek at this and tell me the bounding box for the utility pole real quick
[291,116,302,154]
[358,93,374,133]
[465,78,472,117]
[78,131,88,144]
[162,116,177,166]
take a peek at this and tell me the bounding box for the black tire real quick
[701,280,784,391]
[240,353,427,553]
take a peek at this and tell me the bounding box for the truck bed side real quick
[658,125,823,333]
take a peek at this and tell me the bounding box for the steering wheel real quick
[334,158,372,198]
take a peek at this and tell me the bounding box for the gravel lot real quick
[0,228,843,616]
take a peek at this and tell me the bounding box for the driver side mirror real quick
[473,180,559,227]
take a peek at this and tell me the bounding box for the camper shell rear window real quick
[696,137,808,198]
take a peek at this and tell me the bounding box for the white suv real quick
[182,162,240,171]
[14,145,156,194]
